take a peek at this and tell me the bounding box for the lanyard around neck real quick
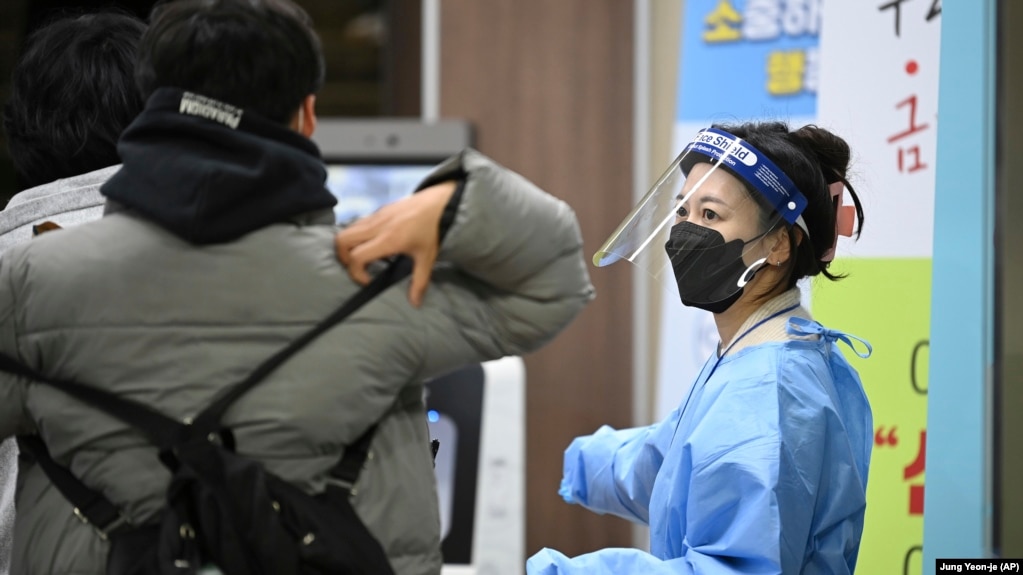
[718,303,801,360]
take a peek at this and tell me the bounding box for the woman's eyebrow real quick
[698,195,730,207]
[675,193,731,208]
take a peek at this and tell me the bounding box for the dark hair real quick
[136,0,325,125]
[712,121,865,288]
[2,12,146,189]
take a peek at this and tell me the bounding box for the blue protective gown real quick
[528,317,873,574]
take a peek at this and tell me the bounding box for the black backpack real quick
[1,258,412,575]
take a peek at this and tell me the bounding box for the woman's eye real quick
[703,209,718,221]
[676,206,689,219]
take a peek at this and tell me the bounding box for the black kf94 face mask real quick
[664,221,767,314]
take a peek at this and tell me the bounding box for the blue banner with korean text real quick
[676,0,820,123]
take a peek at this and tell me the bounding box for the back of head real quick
[136,0,325,125]
[713,121,865,288]
[2,12,146,189]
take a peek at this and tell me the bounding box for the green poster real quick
[812,258,931,575]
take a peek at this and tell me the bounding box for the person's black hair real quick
[712,121,866,289]
[2,12,147,189]
[136,0,325,125]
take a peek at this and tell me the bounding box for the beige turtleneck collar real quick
[719,288,817,358]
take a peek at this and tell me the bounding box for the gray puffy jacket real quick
[0,149,593,574]
[0,165,114,575]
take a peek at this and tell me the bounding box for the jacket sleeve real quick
[558,407,681,525]
[0,248,36,439]
[410,148,595,378]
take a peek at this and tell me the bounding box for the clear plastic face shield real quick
[594,128,810,313]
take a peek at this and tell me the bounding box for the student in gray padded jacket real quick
[0,13,148,575]
[0,1,594,573]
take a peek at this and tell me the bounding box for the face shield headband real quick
[681,128,809,234]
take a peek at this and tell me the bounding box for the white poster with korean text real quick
[814,1,941,574]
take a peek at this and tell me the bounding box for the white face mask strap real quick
[737,257,768,288]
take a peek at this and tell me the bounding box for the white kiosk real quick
[426,358,526,575]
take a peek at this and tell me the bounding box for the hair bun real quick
[790,125,851,185]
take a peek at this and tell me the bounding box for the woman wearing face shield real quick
[528,122,871,575]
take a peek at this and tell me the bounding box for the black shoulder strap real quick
[16,435,129,538]
[0,354,185,446]
[329,423,377,489]
[0,256,411,447]
[192,256,413,436]
[0,256,411,531]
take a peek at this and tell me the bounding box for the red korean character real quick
[902,429,926,515]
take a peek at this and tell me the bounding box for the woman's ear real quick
[767,226,797,266]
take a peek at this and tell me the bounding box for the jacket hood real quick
[101,88,336,244]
